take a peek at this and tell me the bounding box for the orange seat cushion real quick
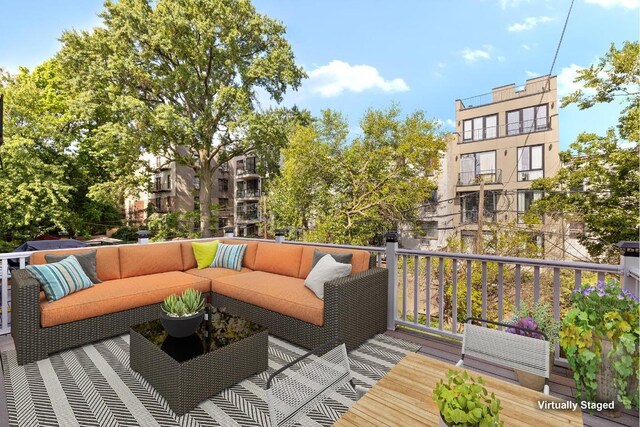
[298,246,370,279]
[224,239,259,270]
[119,242,184,278]
[253,242,303,278]
[30,246,121,281]
[184,267,253,282]
[212,271,324,326]
[39,271,209,327]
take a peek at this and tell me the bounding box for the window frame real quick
[218,178,229,193]
[462,113,499,142]
[517,189,543,223]
[459,150,498,185]
[506,104,549,136]
[517,144,545,181]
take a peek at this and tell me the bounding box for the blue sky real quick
[1,0,638,148]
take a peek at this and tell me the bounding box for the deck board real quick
[386,328,639,427]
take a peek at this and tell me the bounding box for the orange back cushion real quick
[29,246,121,281]
[253,242,303,278]
[298,246,370,279]
[119,242,184,278]
[225,239,259,270]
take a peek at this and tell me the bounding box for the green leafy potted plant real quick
[560,278,639,417]
[160,288,205,338]
[433,369,503,427]
[506,302,560,391]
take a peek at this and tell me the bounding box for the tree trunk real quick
[199,160,213,237]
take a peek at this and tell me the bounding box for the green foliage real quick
[147,211,201,241]
[269,106,448,245]
[161,288,204,317]
[58,0,305,236]
[510,302,561,349]
[559,279,639,409]
[111,226,139,242]
[433,369,503,427]
[533,41,639,261]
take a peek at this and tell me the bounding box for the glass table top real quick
[131,305,266,363]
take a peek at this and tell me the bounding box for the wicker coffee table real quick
[130,305,268,415]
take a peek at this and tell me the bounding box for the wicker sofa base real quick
[130,327,269,416]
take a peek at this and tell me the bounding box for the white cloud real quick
[306,60,409,97]
[499,0,532,9]
[497,56,506,62]
[521,44,531,50]
[526,70,540,77]
[584,0,639,8]
[461,48,491,62]
[445,119,456,128]
[557,64,588,96]
[508,16,554,32]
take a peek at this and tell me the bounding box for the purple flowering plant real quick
[570,278,639,318]
[506,317,545,340]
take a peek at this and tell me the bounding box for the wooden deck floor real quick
[385,328,639,427]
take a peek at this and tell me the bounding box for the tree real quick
[58,0,305,236]
[532,41,639,261]
[269,106,448,245]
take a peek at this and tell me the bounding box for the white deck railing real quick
[1,234,636,365]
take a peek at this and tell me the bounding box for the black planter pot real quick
[160,310,205,338]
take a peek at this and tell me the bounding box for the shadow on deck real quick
[386,328,639,427]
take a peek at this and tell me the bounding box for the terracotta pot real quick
[595,338,638,418]
[160,310,204,338]
[514,352,554,392]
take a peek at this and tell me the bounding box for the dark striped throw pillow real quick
[211,243,248,271]
[26,255,94,302]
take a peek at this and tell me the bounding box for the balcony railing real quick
[151,184,171,193]
[461,209,497,224]
[236,167,258,176]
[459,118,550,143]
[236,189,261,199]
[236,210,261,221]
[457,169,502,186]
[457,80,550,110]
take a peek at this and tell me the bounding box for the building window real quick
[460,191,498,224]
[459,151,498,185]
[568,222,584,238]
[417,221,439,240]
[246,157,257,173]
[507,104,548,135]
[218,197,228,207]
[461,231,476,254]
[517,190,543,222]
[154,176,161,191]
[166,175,171,189]
[194,176,200,190]
[218,178,229,193]
[517,145,544,181]
[218,217,228,229]
[463,114,498,142]
[154,197,161,210]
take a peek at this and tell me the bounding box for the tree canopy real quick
[268,106,448,245]
[58,0,305,236]
[532,41,639,260]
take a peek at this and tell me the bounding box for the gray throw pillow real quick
[311,249,353,269]
[45,250,102,284]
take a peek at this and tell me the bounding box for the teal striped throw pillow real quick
[26,255,94,302]
[211,243,248,271]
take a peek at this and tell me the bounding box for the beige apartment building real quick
[449,75,561,252]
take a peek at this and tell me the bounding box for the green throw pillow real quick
[192,240,219,269]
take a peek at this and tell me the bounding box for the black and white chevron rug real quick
[1,334,419,426]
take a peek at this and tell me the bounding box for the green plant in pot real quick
[506,302,560,391]
[433,369,503,427]
[160,288,205,338]
[560,278,639,416]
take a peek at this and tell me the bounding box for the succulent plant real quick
[505,316,545,340]
[433,369,503,426]
[161,288,204,317]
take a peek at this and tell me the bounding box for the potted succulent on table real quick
[506,302,560,391]
[433,369,503,427]
[560,279,639,417]
[160,288,205,338]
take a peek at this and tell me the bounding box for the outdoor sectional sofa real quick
[11,239,388,365]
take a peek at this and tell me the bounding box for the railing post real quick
[275,229,286,243]
[224,226,234,238]
[617,241,640,296]
[136,230,150,244]
[385,231,398,331]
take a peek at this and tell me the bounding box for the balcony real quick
[236,209,261,223]
[236,189,261,200]
[457,169,502,186]
[151,184,171,193]
[236,167,259,178]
